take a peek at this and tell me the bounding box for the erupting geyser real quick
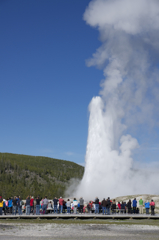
[74,0,159,199]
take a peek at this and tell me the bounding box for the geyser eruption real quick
[75,0,159,199]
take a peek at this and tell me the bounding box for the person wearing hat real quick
[139,198,143,214]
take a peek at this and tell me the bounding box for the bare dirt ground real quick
[0,222,159,240]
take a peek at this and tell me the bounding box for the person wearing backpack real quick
[18,196,22,215]
[150,200,155,215]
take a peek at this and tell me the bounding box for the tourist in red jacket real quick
[59,197,64,213]
[30,196,34,214]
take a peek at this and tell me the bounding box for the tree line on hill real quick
[0,153,84,199]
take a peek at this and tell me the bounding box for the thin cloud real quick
[65,151,74,156]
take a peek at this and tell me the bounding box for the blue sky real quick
[0,0,104,164]
[1,0,159,166]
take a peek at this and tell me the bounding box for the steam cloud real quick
[74,0,159,199]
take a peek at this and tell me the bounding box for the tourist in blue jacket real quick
[8,198,13,214]
[145,201,150,214]
[132,198,137,214]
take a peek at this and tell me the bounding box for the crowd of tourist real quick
[0,196,156,216]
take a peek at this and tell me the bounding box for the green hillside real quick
[0,152,84,199]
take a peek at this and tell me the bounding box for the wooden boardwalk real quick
[0,214,159,220]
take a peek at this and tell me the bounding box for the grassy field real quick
[0,219,159,226]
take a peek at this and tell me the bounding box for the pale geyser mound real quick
[73,0,159,200]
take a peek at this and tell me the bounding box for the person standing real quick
[87,201,92,213]
[0,196,3,215]
[59,197,64,214]
[30,196,34,214]
[5,199,9,214]
[139,198,143,214]
[77,202,80,213]
[120,201,126,214]
[36,196,40,215]
[26,197,31,215]
[101,198,107,215]
[16,196,19,214]
[94,197,99,214]
[79,197,84,214]
[47,201,53,213]
[106,197,111,215]
[117,202,121,211]
[33,198,36,215]
[73,198,78,214]
[145,200,150,214]
[127,200,132,214]
[132,198,137,214]
[111,199,116,214]
[150,200,155,215]
[53,197,58,214]
[3,200,7,215]
[8,198,12,214]
[17,196,22,215]
[42,196,48,214]
[67,199,71,214]
[12,197,17,215]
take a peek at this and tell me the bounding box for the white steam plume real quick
[74,0,159,199]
